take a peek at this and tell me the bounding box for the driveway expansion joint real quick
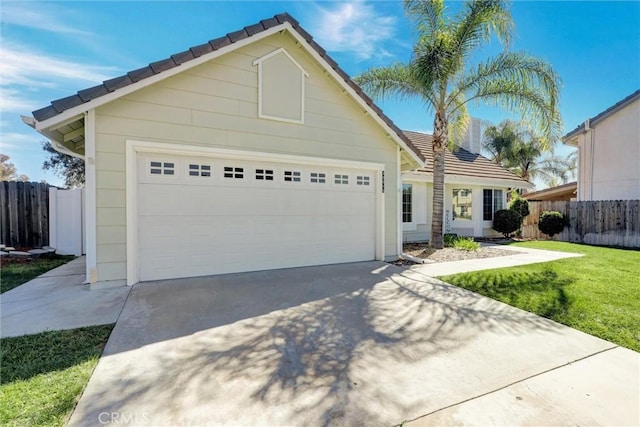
[402,345,620,425]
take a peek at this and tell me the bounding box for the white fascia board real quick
[402,171,534,189]
[284,30,425,169]
[34,24,290,131]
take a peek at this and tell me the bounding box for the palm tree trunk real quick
[430,111,447,249]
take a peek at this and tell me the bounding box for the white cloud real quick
[0,132,38,150]
[0,43,119,114]
[1,44,117,88]
[0,3,92,36]
[312,1,397,60]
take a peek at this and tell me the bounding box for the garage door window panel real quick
[149,161,175,176]
[334,174,349,185]
[224,167,244,179]
[310,172,326,183]
[188,164,212,178]
[255,169,274,181]
[284,171,301,182]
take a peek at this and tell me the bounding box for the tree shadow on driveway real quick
[69,262,610,426]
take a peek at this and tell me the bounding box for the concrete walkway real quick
[1,257,130,338]
[412,244,583,277]
[68,262,639,426]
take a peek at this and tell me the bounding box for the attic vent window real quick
[253,48,309,124]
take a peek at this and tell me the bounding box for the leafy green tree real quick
[484,120,576,186]
[356,0,561,248]
[42,141,85,188]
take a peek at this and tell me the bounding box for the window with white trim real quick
[150,161,175,176]
[334,174,349,185]
[255,169,274,181]
[452,188,472,220]
[402,184,412,223]
[224,166,244,179]
[483,189,504,220]
[310,172,326,183]
[284,171,301,182]
[188,164,211,177]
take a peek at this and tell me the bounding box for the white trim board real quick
[254,47,308,125]
[125,139,386,285]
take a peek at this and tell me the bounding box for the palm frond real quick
[404,0,445,41]
[450,51,563,146]
[354,63,434,104]
[452,0,513,62]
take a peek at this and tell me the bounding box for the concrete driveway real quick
[69,262,639,426]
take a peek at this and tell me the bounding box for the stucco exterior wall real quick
[92,32,401,284]
[402,180,507,242]
[575,98,640,201]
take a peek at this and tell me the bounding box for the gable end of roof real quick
[28,13,425,164]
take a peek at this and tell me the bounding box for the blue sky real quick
[1,1,639,188]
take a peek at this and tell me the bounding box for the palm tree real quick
[483,120,576,187]
[483,119,527,165]
[355,0,562,248]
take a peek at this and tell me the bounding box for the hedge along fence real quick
[0,181,50,248]
[521,200,640,248]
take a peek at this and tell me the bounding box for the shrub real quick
[443,233,458,247]
[493,209,522,237]
[538,211,568,237]
[453,237,480,251]
[509,193,530,219]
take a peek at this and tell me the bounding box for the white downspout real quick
[584,119,594,200]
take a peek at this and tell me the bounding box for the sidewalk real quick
[1,257,130,338]
[411,244,582,277]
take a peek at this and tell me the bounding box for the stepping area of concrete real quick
[68,261,639,426]
[1,257,130,338]
[412,244,583,277]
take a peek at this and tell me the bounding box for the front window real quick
[483,189,504,220]
[452,188,472,220]
[402,184,412,223]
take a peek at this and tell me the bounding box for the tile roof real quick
[522,181,577,201]
[402,130,530,184]
[30,13,425,163]
[563,89,640,140]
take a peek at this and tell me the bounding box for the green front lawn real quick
[1,255,76,293]
[0,325,113,427]
[440,241,640,352]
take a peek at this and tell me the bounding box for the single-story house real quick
[522,181,577,202]
[23,13,529,287]
[401,128,533,242]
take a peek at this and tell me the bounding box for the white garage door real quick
[136,153,378,281]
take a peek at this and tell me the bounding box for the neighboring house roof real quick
[402,130,533,187]
[563,89,640,143]
[522,181,577,201]
[24,13,425,166]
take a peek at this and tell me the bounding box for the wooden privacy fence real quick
[522,200,640,248]
[0,181,50,248]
